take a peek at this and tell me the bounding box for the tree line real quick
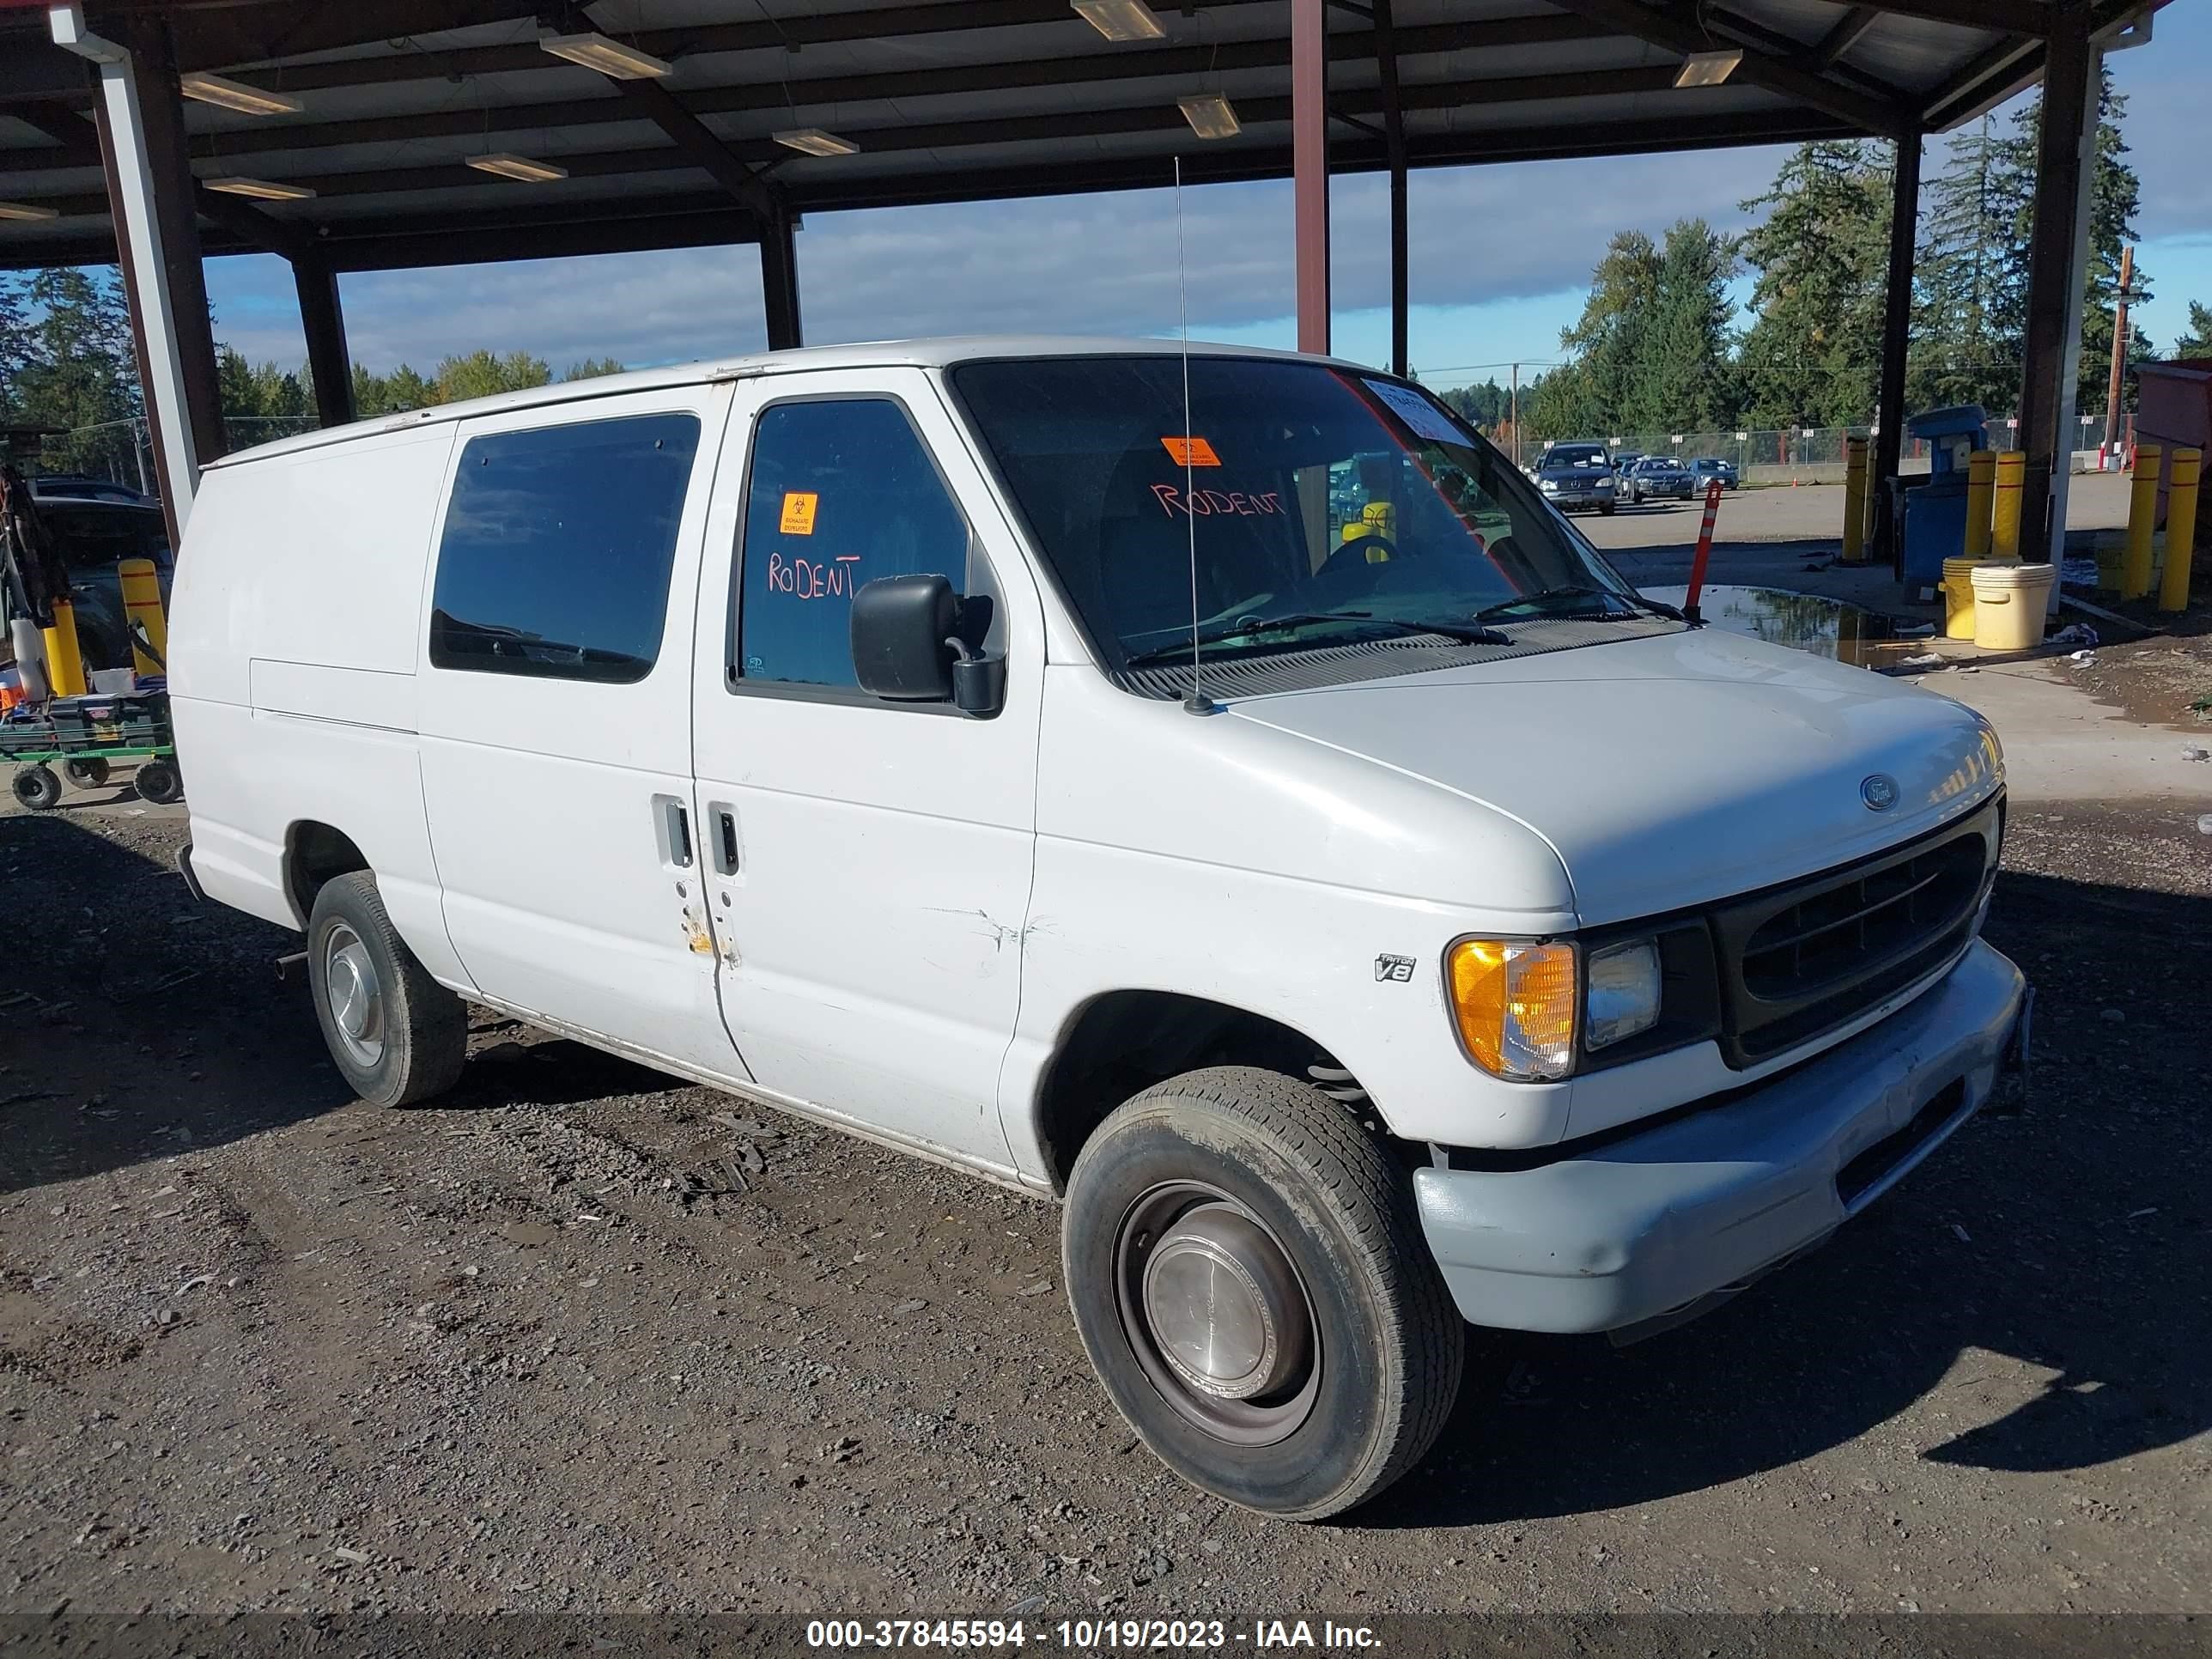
[1464,71,2198,446]
[0,270,623,473]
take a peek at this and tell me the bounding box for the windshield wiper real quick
[1122,611,1510,668]
[1473,585,1686,624]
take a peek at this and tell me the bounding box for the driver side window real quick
[733,398,994,691]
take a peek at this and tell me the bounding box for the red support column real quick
[1291,0,1329,356]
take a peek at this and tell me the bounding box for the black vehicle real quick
[28,478,171,671]
[1531,441,1618,515]
[1687,457,1741,491]
[1623,454,1695,504]
[1609,450,1644,477]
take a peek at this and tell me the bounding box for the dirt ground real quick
[3,631,2209,1620]
[5,810,2208,1620]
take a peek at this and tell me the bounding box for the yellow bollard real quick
[2158,447,2201,614]
[41,599,88,698]
[1964,450,1996,558]
[1841,436,1868,564]
[1990,450,2026,560]
[2122,446,2162,599]
[117,557,167,677]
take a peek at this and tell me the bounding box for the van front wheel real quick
[307,871,466,1107]
[1062,1066,1463,1521]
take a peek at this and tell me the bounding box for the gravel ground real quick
[2,767,2207,1621]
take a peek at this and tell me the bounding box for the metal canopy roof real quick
[0,0,2129,273]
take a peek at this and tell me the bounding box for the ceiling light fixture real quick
[538,30,672,79]
[1073,0,1164,41]
[0,200,61,222]
[1177,94,1241,140]
[203,176,317,201]
[772,128,860,156]
[466,152,569,183]
[179,72,303,116]
[1674,47,1743,88]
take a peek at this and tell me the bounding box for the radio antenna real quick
[1176,155,1215,716]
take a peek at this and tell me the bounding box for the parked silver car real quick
[1623,455,1695,504]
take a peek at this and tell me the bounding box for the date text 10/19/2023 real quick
[805,1621,1382,1650]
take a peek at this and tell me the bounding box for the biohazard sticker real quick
[779,491,818,535]
[1161,435,1221,467]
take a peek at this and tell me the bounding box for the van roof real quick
[205,334,1365,469]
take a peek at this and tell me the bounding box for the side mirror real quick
[850,574,1005,717]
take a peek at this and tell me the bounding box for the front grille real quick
[1711,796,2001,1066]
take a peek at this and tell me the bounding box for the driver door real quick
[686,370,1046,1172]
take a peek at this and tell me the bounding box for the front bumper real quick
[1544,488,1613,510]
[1413,939,2025,1335]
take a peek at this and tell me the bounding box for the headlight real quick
[1595,477,1614,492]
[1446,939,1577,1079]
[1585,939,1662,1050]
[1539,478,1559,492]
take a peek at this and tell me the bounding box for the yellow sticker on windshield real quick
[779,491,818,535]
[1161,435,1220,468]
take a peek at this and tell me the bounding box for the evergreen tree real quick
[1914,74,2149,414]
[0,272,33,422]
[351,362,435,416]
[1911,117,2026,411]
[1533,230,1662,436]
[13,267,141,471]
[2174,301,2212,358]
[562,356,626,380]
[1632,219,1738,432]
[1736,141,1893,430]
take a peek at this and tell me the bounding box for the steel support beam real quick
[1373,0,1408,377]
[1872,131,1920,570]
[1544,0,1912,136]
[1292,0,1330,355]
[2014,0,2097,567]
[759,198,802,352]
[290,253,353,428]
[1810,7,1881,68]
[52,4,221,536]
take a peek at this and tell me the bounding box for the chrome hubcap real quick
[1116,1184,1320,1446]
[1142,1206,1309,1401]
[324,923,385,1068]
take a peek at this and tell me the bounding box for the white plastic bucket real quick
[1970,561,2057,651]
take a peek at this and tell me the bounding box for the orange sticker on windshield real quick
[779,491,818,535]
[1161,435,1220,467]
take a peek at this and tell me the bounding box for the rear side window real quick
[430,412,701,684]
[733,398,983,690]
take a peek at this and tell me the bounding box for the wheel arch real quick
[282,818,371,928]
[1028,988,1366,1195]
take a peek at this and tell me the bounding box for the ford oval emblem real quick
[1861,774,1900,812]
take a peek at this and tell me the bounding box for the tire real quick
[1600,502,1616,516]
[65,757,111,787]
[306,870,467,1107]
[133,758,183,805]
[1062,1066,1464,1522]
[12,766,62,811]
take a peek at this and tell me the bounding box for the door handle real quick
[663,799,694,868]
[711,809,740,875]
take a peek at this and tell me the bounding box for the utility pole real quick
[1510,363,1520,469]
[2101,245,2134,470]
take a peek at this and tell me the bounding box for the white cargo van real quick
[171,338,2023,1520]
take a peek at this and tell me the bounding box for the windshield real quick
[1542,445,1608,470]
[951,356,1644,677]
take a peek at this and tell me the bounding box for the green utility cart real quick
[3,687,180,810]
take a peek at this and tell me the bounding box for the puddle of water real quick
[1639,584,1926,670]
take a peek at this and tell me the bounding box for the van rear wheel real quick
[307,871,466,1107]
[1062,1066,1463,1521]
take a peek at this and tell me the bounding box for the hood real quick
[1225,626,2001,925]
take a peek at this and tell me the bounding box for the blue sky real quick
[205,3,2211,392]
